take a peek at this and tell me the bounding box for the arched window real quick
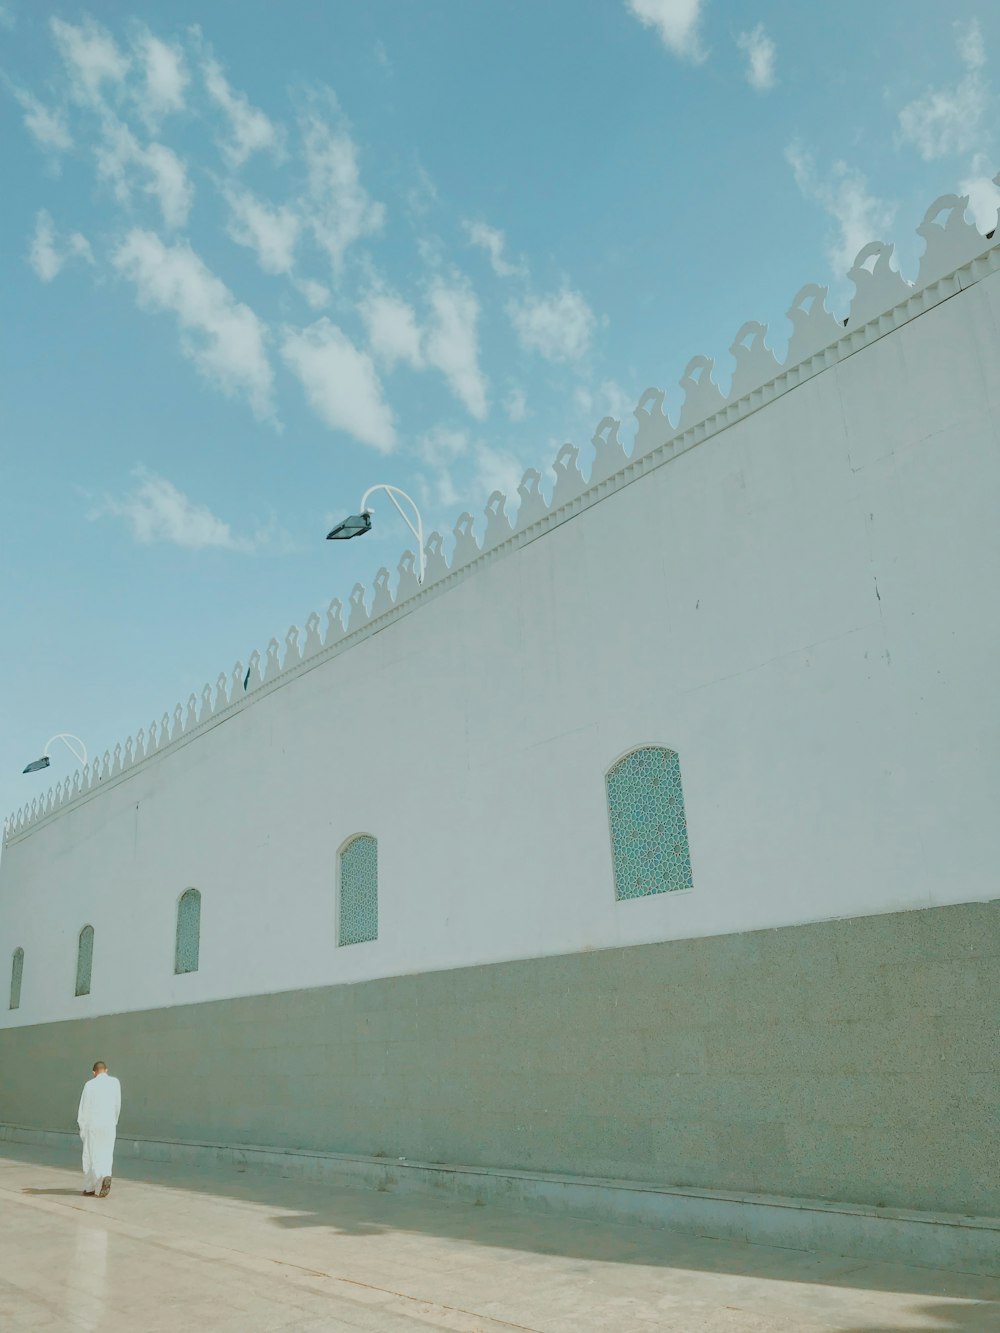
[76,925,94,996]
[9,948,23,1010]
[606,746,693,900]
[175,888,201,974]
[339,835,378,946]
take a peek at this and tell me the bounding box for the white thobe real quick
[77,1073,122,1192]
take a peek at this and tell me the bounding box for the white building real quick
[2,189,998,1249]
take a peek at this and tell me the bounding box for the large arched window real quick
[175,888,201,974]
[339,834,378,945]
[75,925,94,996]
[606,746,693,900]
[9,948,23,1010]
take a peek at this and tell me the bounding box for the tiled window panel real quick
[76,925,94,996]
[9,948,23,1010]
[175,888,201,974]
[607,747,693,900]
[339,835,378,946]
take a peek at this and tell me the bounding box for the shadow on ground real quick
[21,1186,84,1196]
[4,1138,997,1333]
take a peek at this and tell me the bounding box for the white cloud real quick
[359,279,487,418]
[625,0,705,63]
[508,286,596,364]
[785,142,896,277]
[301,107,384,273]
[472,441,523,504]
[113,229,275,419]
[736,24,775,92]
[416,424,469,503]
[0,5,15,31]
[281,318,395,451]
[504,386,527,422]
[960,154,1000,232]
[897,20,990,162]
[417,425,469,469]
[50,16,129,105]
[296,277,330,309]
[424,279,489,419]
[95,118,193,228]
[957,17,987,71]
[28,210,93,282]
[133,28,188,127]
[12,87,72,151]
[224,186,301,274]
[359,289,424,370]
[415,430,523,514]
[97,470,260,550]
[574,379,635,425]
[202,47,281,168]
[464,220,524,277]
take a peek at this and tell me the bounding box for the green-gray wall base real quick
[3,1124,997,1276]
[2,902,997,1218]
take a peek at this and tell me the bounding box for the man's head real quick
[92,1061,107,1076]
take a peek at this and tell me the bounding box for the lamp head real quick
[326,511,373,541]
[22,756,51,774]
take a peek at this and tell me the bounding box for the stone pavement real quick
[0,1142,996,1332]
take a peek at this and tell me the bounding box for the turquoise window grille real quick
[9,948,23,1010]
[339,835,378,946]
[75,925,94,996]
[606,747,693,900]
[175,888,201,974]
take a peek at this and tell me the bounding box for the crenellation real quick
[245,649,263,693]
[515,469,548,530]
[264,639,282,684]
[451,512,480,568]
[916,193,995,288]
[370,568,394,618]
[324,600,344,647]
[228,664,244,707]
[302,613,323,659]
[551,441,585,507]
[728,321,780,401]
[422,532,449,584]
[395,550,421,603]
[632,387,672,458]
[347,583,369,632]
[590,417,627,486]
[678,355,725,431]
[483,492,513,549]
[284,626,302,670]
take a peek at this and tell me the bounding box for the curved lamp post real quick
[326,484,425,584]
[23,733,88,775]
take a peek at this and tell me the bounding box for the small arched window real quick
[75,925,94,996]
[339,834,378,946]
[175,888,201,974]
[606,746,693,900]
[9,948,23,1010]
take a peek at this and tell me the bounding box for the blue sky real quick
[2,0,998,822]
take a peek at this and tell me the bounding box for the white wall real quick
[3,266,999,1028]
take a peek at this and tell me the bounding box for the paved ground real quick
[0,1142,996,1333]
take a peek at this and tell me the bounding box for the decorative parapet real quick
[4,186,999,845]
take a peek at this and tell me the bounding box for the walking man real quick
[78,1061,121,1197]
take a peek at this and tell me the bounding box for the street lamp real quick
[326,484,425,583]
[22,733,88,775]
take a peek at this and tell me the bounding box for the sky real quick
[2,0,999,823]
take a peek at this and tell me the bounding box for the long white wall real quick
[3,249,1000,1028]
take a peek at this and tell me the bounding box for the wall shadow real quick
[3,1139,997,1332]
